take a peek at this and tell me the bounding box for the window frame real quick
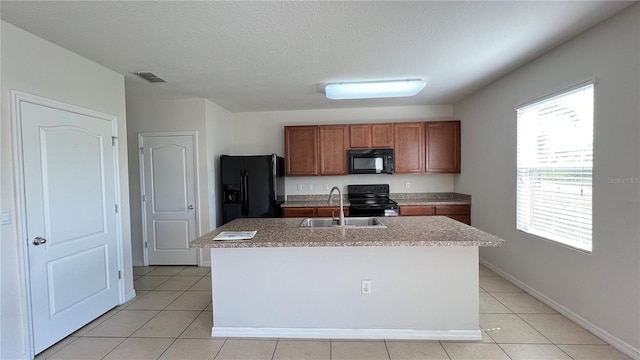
[515,78,595,253]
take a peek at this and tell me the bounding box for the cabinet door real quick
[399,205,435,216]
[425,121,461,173]
[349,124,371,148]
[444,215,471,225]
[319,125,349,175]
[436,205,470,225]
[316,207,350,217]
[371,123,394,148]
[394,122,425,173]
[285,126,318,176]
[435,204,470,215]
[282,207,316,217]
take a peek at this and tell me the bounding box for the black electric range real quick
[347,184,399,217]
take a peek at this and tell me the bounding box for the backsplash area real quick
[287,192,470,202]
[284,173,454,197]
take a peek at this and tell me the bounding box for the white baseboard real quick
[132,260,144,267]
[123,290,137,304]
[480,259,640,360]
[212,326,482,341]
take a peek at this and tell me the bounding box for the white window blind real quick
[516,83,594,252]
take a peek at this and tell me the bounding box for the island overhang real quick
[190,216,505,249]
[190,216,504,341]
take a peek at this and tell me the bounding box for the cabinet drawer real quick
[282,207,316,217]
[316,207,350,217]
[399,205,436,216]
[444,214,470,225]
[435,205,470,215]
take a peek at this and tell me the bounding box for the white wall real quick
[232,105,456,196]
[211,246,478,338]
[453,4,639,356]
[126,97,233,265]
[205,100,234,230]
[0,21,133,359]
[203,99,234,265]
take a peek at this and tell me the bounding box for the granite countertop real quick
[190,216,504,249]
[281,192,471,208]
[281,200,351,207]
[394,198,471,206]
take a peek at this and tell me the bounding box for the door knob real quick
[187,205,194,210]
[33,237,47,245]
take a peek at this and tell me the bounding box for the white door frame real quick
[11,91,126,359]
[138,131,201,266]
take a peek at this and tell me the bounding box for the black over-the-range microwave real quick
[348,149,394,174]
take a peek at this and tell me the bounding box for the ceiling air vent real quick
[133,72,167,83]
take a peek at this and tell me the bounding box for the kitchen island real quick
[190,216,504,341]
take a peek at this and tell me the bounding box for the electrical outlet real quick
[297,184,303,191]
[308,184,313,191]
[405,182,411,189]
[323,184,329,191]
[361,280,371,294]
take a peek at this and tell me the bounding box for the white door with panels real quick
[140,133,198,265]
[16,94,121,354]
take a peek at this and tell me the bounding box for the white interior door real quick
[140,133,198,265]
[18,97,120,354]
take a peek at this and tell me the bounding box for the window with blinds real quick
[516,82,594,252]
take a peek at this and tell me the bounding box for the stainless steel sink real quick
[299,217,386,229]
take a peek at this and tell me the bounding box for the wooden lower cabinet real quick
[398,204,470,225]
[283,207,349,218]
[316,207,350,217]
[399,205,435,216]
[282,207,316,217]
[285,204,470,224]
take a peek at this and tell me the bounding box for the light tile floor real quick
[35,265,632,360]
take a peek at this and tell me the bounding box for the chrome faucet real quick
[328,186,345,226]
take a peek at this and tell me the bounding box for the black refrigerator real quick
[220,154,285,224]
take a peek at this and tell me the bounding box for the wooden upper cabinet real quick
[284,126,318,176]
[371,123,394,148]
[393,122,425,173]
[349,124,371,148]
[425,121,461,173]
[349,123,394,149]
[319,125,349,175]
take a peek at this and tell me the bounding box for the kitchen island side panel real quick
[210,246,479,338]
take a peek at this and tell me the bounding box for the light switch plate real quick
[1,209,11,225]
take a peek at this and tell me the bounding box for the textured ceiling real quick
[1,1,633,112]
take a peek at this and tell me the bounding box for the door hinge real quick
[142,194,147,202]
[145,242,148,249]
[115,204,119,213]
[139,146,144,154]
[111,136,118,146]
[118,270,121,279]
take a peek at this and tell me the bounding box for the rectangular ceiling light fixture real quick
[325,79,426,100]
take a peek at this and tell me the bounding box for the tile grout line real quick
[126,267,206,359]
[97,337,127,360]
[438,340,453,360]
[212,338,228,360]
[383,340,391,360]
[270,339,279,360]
